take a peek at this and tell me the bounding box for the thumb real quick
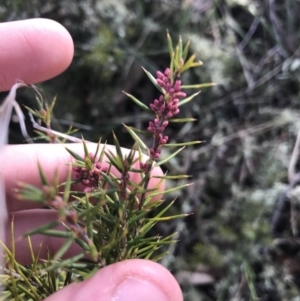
[44,259,183,301]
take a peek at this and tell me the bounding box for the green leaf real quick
[169,118,197,123]
[63,165,72,203]
[145,213,188,221]
[23,105,40,117]
[82,137,93,169]
[65,147,84,161]
[178,36,183,62]
[48,96,57,116]
[139,200,176,233]
[106,150,123,172]
[178,91,201,107]
[100,171,118,190]
[123,125,148,151]
[112,131,124,171]
[149,183,193,197]
[155,146,185,166]
[170,52,175,84]
[174,45,180,69]
[23,221,59,236]
[94,138,102,162]
[180,55,203,73]
[166,30,173,60]
[127,126,152,136]
[53,236,74,260]
[153,174,191,179]
[141,67,165,94]
[37,162,49,186]
[164,141,203,147]
[45,253,85,271]
[123,91,152,112]
[151,251,169,261]
[99,142,106,162]
[182,40,190,61]
[17,183,44,202]
[181,83,217,89]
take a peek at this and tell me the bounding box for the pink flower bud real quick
[162,120,169,127]
[157,71,164,79]
[164,68,170,77]
[175,92,186,98]
[166,112,173,118]
[157,79,165,87]
[82,179,90,186]
[173,108,180,115]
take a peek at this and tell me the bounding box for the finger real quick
[44,259,183,301]
[1,144,165,212]
[0,18,74,92]
[5,209,82,265]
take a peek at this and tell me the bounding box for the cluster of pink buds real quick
[147,68,186,159]
[73,153,108,193]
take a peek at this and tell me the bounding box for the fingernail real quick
[112,278,169,301]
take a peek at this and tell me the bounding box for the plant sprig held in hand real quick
[1,33,215,300]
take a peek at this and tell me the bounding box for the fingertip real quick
[0,18,74,91]
[44,259,183,301]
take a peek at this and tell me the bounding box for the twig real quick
[29,113,82,143]
[288,130,300,184]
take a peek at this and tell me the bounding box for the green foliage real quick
[1,0,300,300]
[0,34,211,300]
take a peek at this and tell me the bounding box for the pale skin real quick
[0,18,183,301]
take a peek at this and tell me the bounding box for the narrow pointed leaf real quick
[37,162,49,186]
[128,126,152,136]
[180,54,197,73]
[170,52,175,84]
[17,183,44,202]
[48,96,57,115]
[155,146,185,166]
[149,183,193,197]
[145,214,188,221]
[166,30,173,59]
[94,138,102,161]
[65,147,84,161]
[53,236,74,260]
[63,165,72,203]
[45,253,85,271]
[141,67,165,94]
[153,174,191,179]
[123,91,152,112]
[106,150,123,171]
[174,45,180,68]
[123,124,148,151]
[112,131,124,171]
[178,91,201,107]
[178,36,183,61]
[190,61,204,67]
[169,118,197,123]
[41,229,74,238]
[151,251,169,261]
[182,40,190,61]
[23,221,59,236]
[181,83,217,89]
[164,141,203,147]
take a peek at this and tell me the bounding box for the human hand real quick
[0,19,183,301]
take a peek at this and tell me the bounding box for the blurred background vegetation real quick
[1,0,300,300]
